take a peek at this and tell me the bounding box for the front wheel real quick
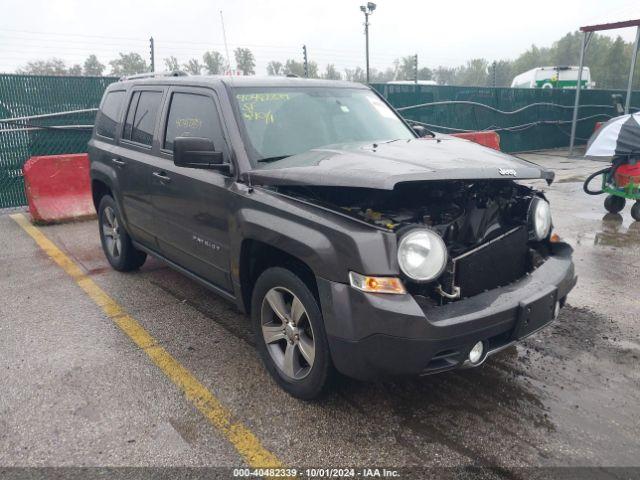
[98,195,146,271]
[251,267,333,399]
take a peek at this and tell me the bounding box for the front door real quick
[151,87,234,292]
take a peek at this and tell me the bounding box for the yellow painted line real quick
[10,213,283,469]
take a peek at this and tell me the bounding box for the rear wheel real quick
[98,195,146,271]
[604,195,625,214]
[251,267,333,399]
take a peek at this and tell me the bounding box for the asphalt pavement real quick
[0,149,638,478]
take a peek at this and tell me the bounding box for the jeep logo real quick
[499,168,517,176]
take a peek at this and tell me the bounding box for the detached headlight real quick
[529,197,552,241]
[397,229,448,282]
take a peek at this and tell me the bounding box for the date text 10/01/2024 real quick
[232,468,400,478]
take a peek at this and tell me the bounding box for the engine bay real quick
[275,180,539,257]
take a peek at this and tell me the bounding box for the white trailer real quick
[511,66,593,89]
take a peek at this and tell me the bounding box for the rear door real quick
[151,86,234,292]
[117,87,165,247]
[91,87,126,203]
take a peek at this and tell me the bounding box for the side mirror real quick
[412,125,430,138]
[173,136,227,170]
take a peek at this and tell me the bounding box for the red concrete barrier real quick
[23,153,95,224]
[451,131,501,151]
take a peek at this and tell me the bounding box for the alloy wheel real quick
[102,206,122,260]
[260,286,316,380]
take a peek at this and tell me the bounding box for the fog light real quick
[553,301,560,320]
[469,341,484,365]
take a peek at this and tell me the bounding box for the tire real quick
[604,195,625,214]
[632,201,640,222]
[251,267,333,399]
[98,195,146,272]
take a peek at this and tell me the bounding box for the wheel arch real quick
[91,178,112,212]
[238,239,319,315]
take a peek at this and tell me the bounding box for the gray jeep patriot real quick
[89,74,576,399]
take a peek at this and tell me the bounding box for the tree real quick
[551,31,582,66]
[283,59,305,77]
[83,54,105,76]
[370,67,397,83]
[203,50,227,75]
[433,66,457,85]
[109,52,148,76]
[164,56,180,72]
[323,64,341,80]
[396,56,417,80]
[418,67,433,81]
[344,67,366,83]
[601,36,628,89]
[456,58,489,86]
[234,48,255,75]
[183,58,202,75]
[68,64,82,76]
[267,61,284,76]
[17,58,68,75]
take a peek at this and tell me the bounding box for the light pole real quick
[360,2,376,83]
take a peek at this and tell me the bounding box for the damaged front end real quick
[273,180,552,305]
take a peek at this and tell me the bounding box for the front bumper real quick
[317,242,577,380]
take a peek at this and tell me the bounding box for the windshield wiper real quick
[257,155,291,163]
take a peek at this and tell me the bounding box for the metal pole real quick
[365,11,370,84]
[624,26,640,114]
[492,61,497,87]
[569,31,590,156]
[414,54,418,84]
[303,45,308,78]
[149,37,155,72]
[220,10,231,74]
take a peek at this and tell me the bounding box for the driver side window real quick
[164,92,224,153]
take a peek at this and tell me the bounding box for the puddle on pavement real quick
[567,213,640,249]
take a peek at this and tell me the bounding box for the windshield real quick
[231,86,415,166]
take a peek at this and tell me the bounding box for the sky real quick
[1,0,640,75]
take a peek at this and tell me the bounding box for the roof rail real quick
[119,70,188,81]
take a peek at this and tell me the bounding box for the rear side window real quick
[96,90,125,139]
[164,92,223,151]
[122,90,162,146]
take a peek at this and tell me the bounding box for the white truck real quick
[511,66,593,89]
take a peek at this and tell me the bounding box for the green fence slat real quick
[0,74,118,209]
[1,75,638,209]
[372,83,639,153]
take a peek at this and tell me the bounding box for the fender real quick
[228,186,399,286]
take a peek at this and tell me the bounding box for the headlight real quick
[529,197,552,241]
[397,229,448,282]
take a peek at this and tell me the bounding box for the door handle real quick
[152,171,172,183]
[111,158,126,167]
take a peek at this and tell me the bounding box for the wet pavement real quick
[0,148,639,476]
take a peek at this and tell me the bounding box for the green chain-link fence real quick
[1,74,639,209]
[371,83,640,152]
[0,74,117,209]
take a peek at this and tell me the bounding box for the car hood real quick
[246,136,554,190]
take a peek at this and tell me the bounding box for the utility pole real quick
[360,3,376,83]
[492,60,497,87]
[220,10,231,74]
[303,45,309,78]
[414,54,418,84]
[149,36,155,72]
